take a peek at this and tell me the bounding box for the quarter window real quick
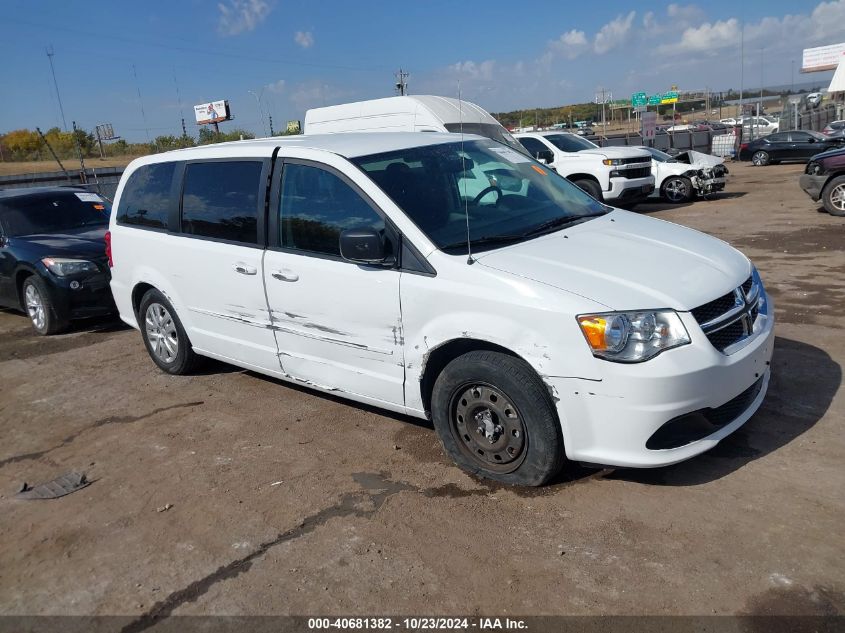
[279,163,385,257]
[117,162,175,229]
[181,161,263,244]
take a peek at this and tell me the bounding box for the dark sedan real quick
[738,130,845,165]
[0,187,115,334]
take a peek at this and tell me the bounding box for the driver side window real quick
[279,163,385,257]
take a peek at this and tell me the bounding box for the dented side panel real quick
[399,257,607,422]
[264,251,405,407]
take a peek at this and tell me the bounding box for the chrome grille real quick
[692,275,763,354]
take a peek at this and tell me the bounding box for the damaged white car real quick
[641,147,729,203]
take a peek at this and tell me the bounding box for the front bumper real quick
[799,174,826,201]
[606,176,655,202]
[550,308,775,468]
[44,272,116,320]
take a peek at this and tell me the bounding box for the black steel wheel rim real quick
[449,382,527,474]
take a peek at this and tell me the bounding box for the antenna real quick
[46,45,68,131]
[395,68,409,95]
[458,81,473,265]
[132,64,151,143]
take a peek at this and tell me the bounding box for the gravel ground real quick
[0,161,843,624]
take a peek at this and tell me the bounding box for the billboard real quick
[194,100,230,125]
[802,43,845,73]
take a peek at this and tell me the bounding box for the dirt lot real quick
[0,162,843,624]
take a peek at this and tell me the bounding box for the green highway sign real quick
[661,90,679,104]
[631,92,647,107]
[647,94,661,106]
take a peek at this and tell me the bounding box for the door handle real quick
[233,262,257,275]
[271,269,299,282]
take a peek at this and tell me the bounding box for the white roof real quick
[305,95,498,126]
[144,132,477,163]
[829,53,845,93]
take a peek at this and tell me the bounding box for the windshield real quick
[442,123,529,155]
[0,191,110,237]
[542,133,598,153]
[642,147,675,162]
[353,140,609,254]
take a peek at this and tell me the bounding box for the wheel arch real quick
[131,281,157,318]
[418,337,555,419]
[14,265,39,309]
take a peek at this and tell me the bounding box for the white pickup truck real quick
[515,132,655,205]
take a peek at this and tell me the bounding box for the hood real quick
[674,150,724,167]
[577,146,652,160]
[474,210,750,311]
[812,146,845,161]
[13,226,108,260]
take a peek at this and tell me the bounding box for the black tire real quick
[21,276,68,336]
[751,150,770,166]
[661,176,694,203]
[138,288,201,375]
[572,178,603,201]
[822,175,845,217]
[431,351,565,486]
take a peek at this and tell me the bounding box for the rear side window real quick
[181,161,263,245]
[117,163,176,229]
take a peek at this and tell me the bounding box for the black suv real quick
[0,187,115,334]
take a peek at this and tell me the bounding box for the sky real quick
[1,0,842,141]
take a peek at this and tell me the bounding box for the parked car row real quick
[739,130,845,165]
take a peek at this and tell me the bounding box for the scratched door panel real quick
[264,250,404,406]
[170,159,280,374]
[170,236,280,372]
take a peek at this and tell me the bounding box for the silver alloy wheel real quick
[24,284,46,331]
[145,302,179,364]
[829,183,845,212]
[664,178,689,202]
[752,151,768,166]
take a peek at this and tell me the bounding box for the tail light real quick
[105,230,113,267]
[739,143,748,151]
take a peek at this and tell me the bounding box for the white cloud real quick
[294,30,314,48]
[594,11,636,54]
[545,29,589,61]
[217,0,271,36]
[667,3,705,22]
[662,17,740,54]
[643,11,657,31]
[449,59,497,81]
[660,0,845,56]
[288,80,351,112]
[265,79,285,94]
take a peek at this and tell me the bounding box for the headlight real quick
[41,257,99,276]
[577,310,690,362]
[805,161,823,175]
[602,158,623,166]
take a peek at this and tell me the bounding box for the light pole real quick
[248,89,267,137]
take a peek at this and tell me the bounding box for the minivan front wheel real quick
[431,351,565,486]
[139,289,200,375]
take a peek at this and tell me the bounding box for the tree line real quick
[0,125,301,163]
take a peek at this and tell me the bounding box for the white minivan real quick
[108,132,774,486]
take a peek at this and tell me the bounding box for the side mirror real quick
[536,149,554,164]
[808,137,816,143]
[339,228,388,265]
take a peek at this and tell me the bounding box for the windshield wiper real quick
[440,234,527,251]
[522,213,603,237]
